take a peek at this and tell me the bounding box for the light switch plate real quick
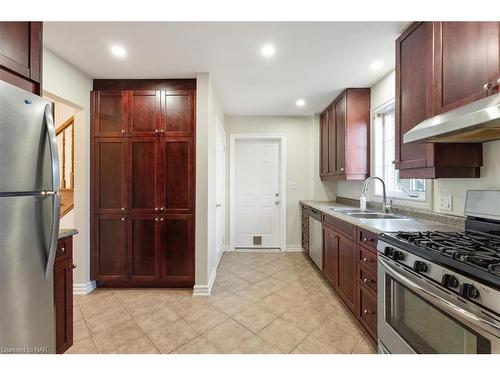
[439,195,453,211]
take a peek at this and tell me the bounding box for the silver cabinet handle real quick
[60,247,65,254]
[340,167,345,172]
[121,217,125,221]
[362,257,370,263]
[160,217,164,222]
[363,309,373,315]
[71,264,77,269]
[160,207,164,211]
[216,203,222,208]
[155,217,159,221]
[121,207,125,211]
[121,129,125,133]
[362,278,371,283]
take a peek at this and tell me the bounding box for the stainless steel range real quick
[377,190,500,354]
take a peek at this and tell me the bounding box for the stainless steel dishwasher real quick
[308,208,323,269]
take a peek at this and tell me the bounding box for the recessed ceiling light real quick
[296,99,305,107]
[370,60,383,70]
[111,45,127,58]
[260,44,276,58]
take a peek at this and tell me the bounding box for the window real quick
[372,102,430,205]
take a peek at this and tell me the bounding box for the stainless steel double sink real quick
[330,208,410,220]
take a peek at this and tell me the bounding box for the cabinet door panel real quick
[96,216,127,280]
[436,22,499,113]
[128,138,158,213]
[54,257,72,354]
[129,90,160,136]
[0,22,41,84]
[129,216,158,281]
[322,225,338,286]
[161,138,194,213]
[337,234,357,313]
[396,22,433,170]
[162,90,194,136]
[93,91,126,136]
[161,215,194,281]
[335,94,346,175]
[95,139,125,212]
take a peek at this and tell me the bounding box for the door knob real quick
[274,200,280,205]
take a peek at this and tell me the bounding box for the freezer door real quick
[0,81,59,194]
[0,194,59,354]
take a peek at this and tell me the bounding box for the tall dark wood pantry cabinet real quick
[90,80,196,288]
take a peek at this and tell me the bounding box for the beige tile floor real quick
[67,251,377,354]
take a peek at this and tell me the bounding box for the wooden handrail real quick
[56,116,74,135]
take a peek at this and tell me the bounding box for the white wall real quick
[194,73,225,295]
[226,116,335,250]
[43,48,93,293]
[335,69,500,217]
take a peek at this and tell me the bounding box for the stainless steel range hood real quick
[404,92,500,144]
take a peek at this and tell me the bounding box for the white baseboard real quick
[284,245,305,252]
[73,281,96,295]
[192,247,226,296]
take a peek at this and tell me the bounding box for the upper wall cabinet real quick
[320,88,370,181]
[0,22,42,95]
[434,22,499,113]
[395,22,485,179]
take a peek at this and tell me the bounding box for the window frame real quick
[369,99,433,210]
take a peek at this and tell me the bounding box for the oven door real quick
[378,256,500,354]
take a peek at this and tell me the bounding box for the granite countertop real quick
[299,200,460,234]
[59,228,78,239]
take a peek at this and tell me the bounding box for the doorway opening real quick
[229,134,286,251]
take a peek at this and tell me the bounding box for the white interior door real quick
[215,121,226,255]
[234,139,281,248]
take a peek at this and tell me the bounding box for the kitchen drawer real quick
[359,265,377,295]
[55,237,72,261]
[358,228,377,250]
[358,284,377,340]
[322,214,355,240]
[359,245,377,273]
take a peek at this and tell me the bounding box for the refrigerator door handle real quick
[44,103,60,193]
[43,104,60,280]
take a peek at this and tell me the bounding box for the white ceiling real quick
[44,22,408,116]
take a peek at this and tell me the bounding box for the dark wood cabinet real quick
[91,80,196,288]
[319,88,370,181]
[54,236,74,354]
[337,233,357,313]
[305,205,379,341]
[322,224,339,287]
[0,22,42,95]
[395,22,486,179]
[434,22,500,113]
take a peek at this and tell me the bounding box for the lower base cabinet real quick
[93,214,194,288]
[54,235,74,354]
[303,208,378,342]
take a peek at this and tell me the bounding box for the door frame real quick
[229,133,287,251]
[215,118,227,259]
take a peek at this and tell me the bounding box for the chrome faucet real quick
[360,177,392,213]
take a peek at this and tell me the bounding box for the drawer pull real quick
[362,278,371,284]
[330,234,335,239]
[121,217,125,221]
[362,257,370,263]
[60,247,65,254]
[71,264,77,269]
[363,309,374,315]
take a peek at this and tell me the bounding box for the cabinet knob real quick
[483,82,494,91]
[160,207,164,211]
[71,264,77,269]
[155,129,160,134]
[363,278,371,284]
[160,217,164,222]
[155,207,159,211]
[363,237,367,242]
[330,234,335,239]
[121,129,125,133]
[121,207,125,211]
[121,217,125,221]
[363,309,373,315]
[340,167,344,172]
[155,217,159,221]
[60,247,65,253]
[362,257,369,263]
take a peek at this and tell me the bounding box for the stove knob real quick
[413,260,428,273]
[459,283,480,299]
[441,274,459,288]
[384,247,394,257]
[392,251,405,261]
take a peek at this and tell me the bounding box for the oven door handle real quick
[380,257,500,338]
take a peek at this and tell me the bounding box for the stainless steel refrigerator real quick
[0,81,60,354]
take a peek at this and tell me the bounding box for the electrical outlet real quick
[439,195,453,212]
